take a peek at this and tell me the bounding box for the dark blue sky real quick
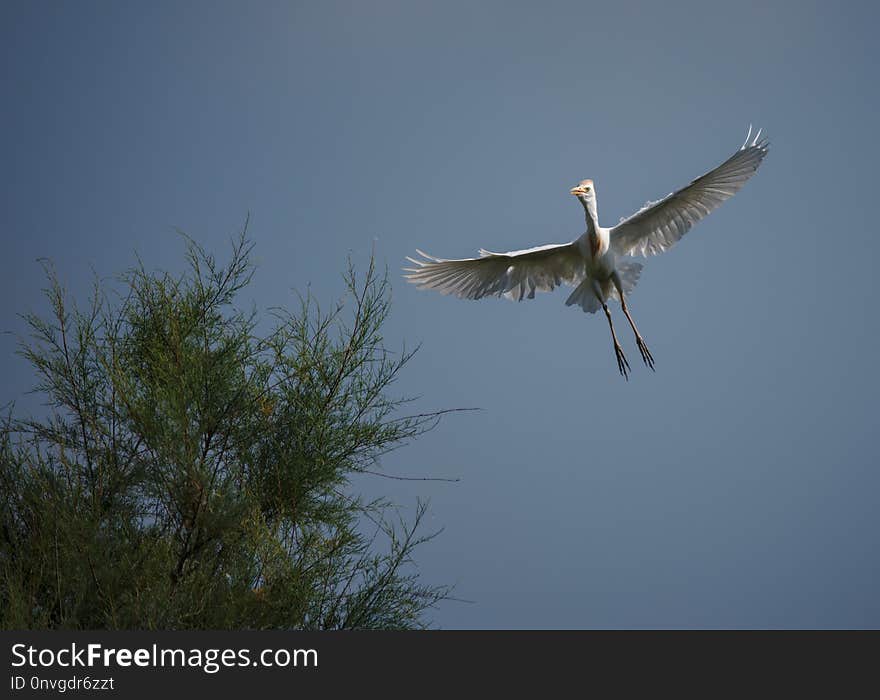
[3,0,879,628]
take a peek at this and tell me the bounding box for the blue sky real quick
[2,0,879,628]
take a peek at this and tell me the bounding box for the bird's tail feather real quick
[609,260,643,302]
[564,261,643,314]
[565,279,602,313]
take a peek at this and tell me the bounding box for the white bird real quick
[404,128,769,378]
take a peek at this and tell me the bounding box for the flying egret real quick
[404,128,769,379]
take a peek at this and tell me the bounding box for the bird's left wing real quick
[610,128,770,257]
[404,242,582,301]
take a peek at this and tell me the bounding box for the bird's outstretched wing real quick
[404,242,582,301]
[610,128,770,257]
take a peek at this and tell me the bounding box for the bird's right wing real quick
[404,242,582,301]
[610,128,770,257]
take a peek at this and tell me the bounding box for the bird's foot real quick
[636,335,655,371]
[614,342,631,380]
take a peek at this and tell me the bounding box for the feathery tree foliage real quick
[0,234,452,629]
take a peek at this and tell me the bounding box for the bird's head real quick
[570,179,598,220]
[569,179,594,201]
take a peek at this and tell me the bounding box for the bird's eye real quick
[584,187,591,193]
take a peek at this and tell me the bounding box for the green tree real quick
[0,233,453,629]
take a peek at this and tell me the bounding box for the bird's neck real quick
[582,203,599,236]
[586,225,608,258]
[579,202,607,257]
[577,194,599,232]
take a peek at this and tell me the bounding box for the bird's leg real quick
[602,302,631,380]
[611,272,654,371]
[619,295,655,370]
